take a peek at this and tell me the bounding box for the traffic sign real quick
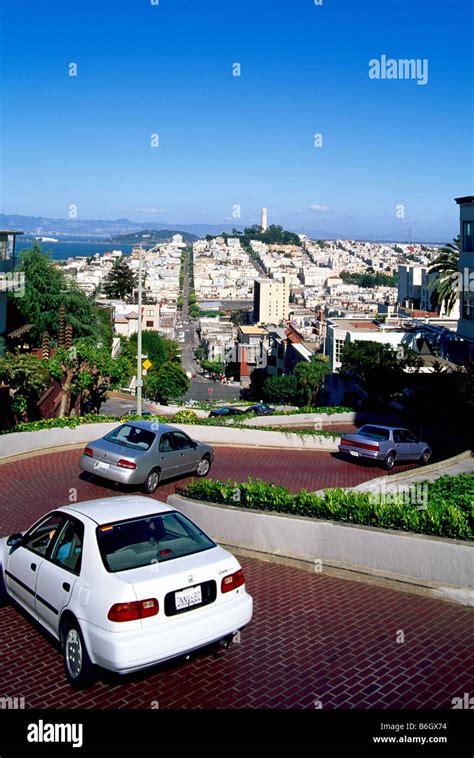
[208,387,214,394]
[143,359,152,371]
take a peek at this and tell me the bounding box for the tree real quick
[340,340,422,406]
[194,346,205,361]
[230,308,251,326]
[294,356,331,406]
[340,271,397,288]
[200,360,222,378]
[103,258,136,300]
[146,362,190,404]
[428,236,460,315]
[0,352,49,420]
[129,331,179,368]
[12,245,109,345]
[46,340,130,417]
[262,374,299,404]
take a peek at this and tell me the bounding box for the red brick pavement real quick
[0,446,395,534]
[0,447,472,710]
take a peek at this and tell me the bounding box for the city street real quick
[0,447,472,709]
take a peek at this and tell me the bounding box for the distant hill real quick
[108,229,199,244]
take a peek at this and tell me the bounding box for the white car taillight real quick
[221,569,245,593]
[108,598,159,622]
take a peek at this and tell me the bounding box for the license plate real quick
[94,460,110,471]
[175,585,202,611]
[350,451,359,457]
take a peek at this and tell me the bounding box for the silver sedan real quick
[79,421,214,493]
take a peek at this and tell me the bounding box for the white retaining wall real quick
[168,494,474,604]
[0,422,339,462]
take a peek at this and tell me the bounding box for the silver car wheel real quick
[197,457,210,476]
[65,628,83,680]
[147,471,160,491]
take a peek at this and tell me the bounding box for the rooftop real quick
[239,325,266,335]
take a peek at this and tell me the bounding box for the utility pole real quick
[136,247,143,414]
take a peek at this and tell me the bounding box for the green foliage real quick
[172,410,199,424]
[242,224,301,246]
[180,475,473,541]
[340,340,422,405]
[230,309,251,326]
[146,361,191,403]
[129,331,179,368]
[200,360,223,377]
[262,374,299,404]
[340,271,398,288]
[14,245,108,345]
[198,309,225,318]
[261,359,331,407]
[0,412,168,434]
[0,352,49,418]
[428,236,460,315]
[294,356,331,406]
[194,346,205,361]
[102,257,137,299]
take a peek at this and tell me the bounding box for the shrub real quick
[177,476,473,541]
[0,413,168,434]
[172,410,199,424]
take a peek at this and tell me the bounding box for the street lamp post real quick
[136,247,143,414]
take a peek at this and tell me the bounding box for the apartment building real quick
[398,263,460,318]
[455,196,474,357]
[253,278,289,324]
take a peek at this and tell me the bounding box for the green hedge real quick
[1,411,342,439]
[178,475,474,541]
[1,413,168,434]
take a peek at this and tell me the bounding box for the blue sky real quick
[0,0,472,240]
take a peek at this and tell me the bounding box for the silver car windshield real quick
[104,424,155,451]
[97,512,217,572]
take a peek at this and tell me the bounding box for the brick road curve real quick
[0,447,472,709]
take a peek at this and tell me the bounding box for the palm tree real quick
[428,236,460,315]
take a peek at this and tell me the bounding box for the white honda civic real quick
[0,496,253,689]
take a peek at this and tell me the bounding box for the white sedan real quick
[0,496,253,689]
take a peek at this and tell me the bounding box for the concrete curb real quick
[168,493,474,605]
[352,450,473,492]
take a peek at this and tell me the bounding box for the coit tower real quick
[261,207,268,231]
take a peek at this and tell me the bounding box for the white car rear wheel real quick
[63,621,96,689]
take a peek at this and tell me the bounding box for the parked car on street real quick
[208,407,246,418]
[0,496,253,688]
[245,404,275,416]
[338,425,431,470]
[79,421,214,493]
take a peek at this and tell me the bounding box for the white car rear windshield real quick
[357,426,390,441]
[97,512,216,572]
[104,424,155,451]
